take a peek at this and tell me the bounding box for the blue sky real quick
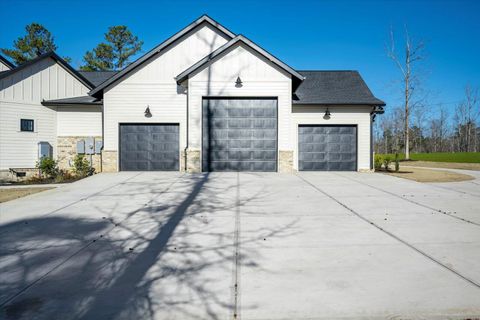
[1,0,479,113]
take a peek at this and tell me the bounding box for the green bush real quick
[374,154,383,171]
[383,155,393,171]
[36,157,58,178]
[394,153,400,172]
[72,154,94,177]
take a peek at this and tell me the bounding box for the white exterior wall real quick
[0,100,57,169]
[187,44,292,151]
[0,57,91,169]
[103,24,230,155]
[57,106,102,136]
[291,105,372,170]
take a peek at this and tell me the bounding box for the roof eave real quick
[41,100,102,107]
[292,101,386,106]
[89,14,236,98]
[175,35,305,86]
[0,54,15,69]
[0,51,95,90]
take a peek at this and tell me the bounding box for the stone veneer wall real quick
[0,168,39,183]
[278,150,294,173]
[57,136,102,172]
[185,149,201,173]
[101,151,118,172]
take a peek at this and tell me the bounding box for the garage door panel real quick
[120,124,179,171]
[299,125,356,171]
[203,98,277,172]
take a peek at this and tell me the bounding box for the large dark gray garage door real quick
[298,125,357,171]
[119,124,179,171]
[202,98,277,172]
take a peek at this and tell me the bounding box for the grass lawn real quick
[378,152,480,163]
[0,187,53,203]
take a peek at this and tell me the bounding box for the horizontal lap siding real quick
[0,101,57,169]
[104,84,187,151]
[57,106,102,136]
[291,105,372,170]
[0,57,91,169]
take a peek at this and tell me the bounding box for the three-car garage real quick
[118,103,359,173]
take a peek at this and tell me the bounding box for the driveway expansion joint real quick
[232,172,241,319]
[0,173,186,308]
[296,173,480,290]
[335,173,480,227]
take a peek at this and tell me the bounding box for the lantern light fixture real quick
[144,106,152,118]
[235,76,243,88]
[324,107,331,119]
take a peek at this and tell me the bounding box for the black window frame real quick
[20,119,34,132]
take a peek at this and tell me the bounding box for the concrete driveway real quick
[1,171,480,320]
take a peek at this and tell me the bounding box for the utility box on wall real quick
[77,140,85,154]
[38,141,52,159]
[95,140,103,154]
[85,137,95,155]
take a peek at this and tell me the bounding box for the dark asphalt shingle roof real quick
[42,96,101,106]
[78,71,118,87]
[294,71,385,106]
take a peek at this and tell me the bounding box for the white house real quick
[0,15,384,178]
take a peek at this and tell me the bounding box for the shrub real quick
[383,155,393,171]
[394,153,400,172]
[374,154,383,171]
[54,170,77,183]
[36,157,58,178]
[72,154,94,177]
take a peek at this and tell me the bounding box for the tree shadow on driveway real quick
[0,173,297,320]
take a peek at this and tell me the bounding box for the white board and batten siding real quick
[291,105,372,170]
[0,57,90,169]
[103,24,230,154]
[187,43,292,150]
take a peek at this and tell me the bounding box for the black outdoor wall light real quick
[144,106,152,118]
[235,76,243,88]
[324,107,331,120]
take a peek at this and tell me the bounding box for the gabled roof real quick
[0,54,15,69]
[0,51,95,89]
[90,14,236,97]
[42,95,101,106]
[78,71,118,87]
[293,71,385,106]
[175,35,305,90]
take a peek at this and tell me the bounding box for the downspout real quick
[184,83,189,172]
[370,107,375,170]
[100,99,104,172]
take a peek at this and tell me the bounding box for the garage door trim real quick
[297,124,358,171]
[118,122,180,171]
[201,97,279,172]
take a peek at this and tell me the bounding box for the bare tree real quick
[387,27,426,159]
[454,85,479,152]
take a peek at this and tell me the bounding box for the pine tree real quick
[80,26,143,71]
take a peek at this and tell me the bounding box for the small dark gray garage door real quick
[298,125,357,171]
[119,124,179,171]
[202,98,277,172]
